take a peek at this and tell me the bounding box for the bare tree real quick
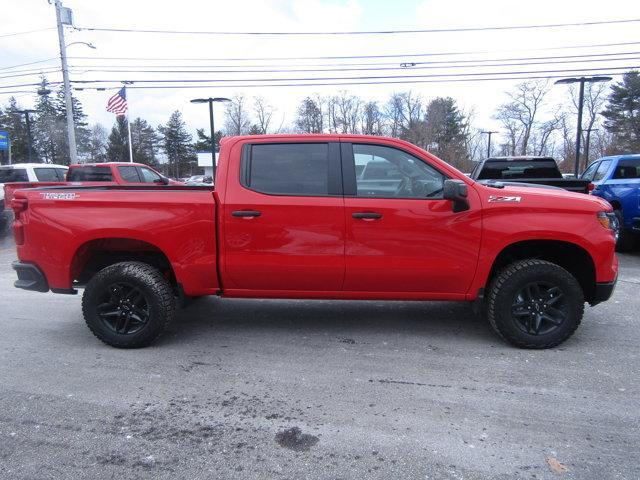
[224,95,251,135]
[494,81,549,155]
[361,101,384,135]
[533,110,564,156]
[384,91,423,139]
[252,96,275,134]
[295,96,324,133]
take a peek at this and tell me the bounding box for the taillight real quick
[11,198,28,216]
[588,183,595,192]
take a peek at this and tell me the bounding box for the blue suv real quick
[581,154,640,251]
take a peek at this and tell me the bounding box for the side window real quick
[353,144,445,199]
[55,168,67,181]
[612,160,640,179]
[139,167,162,183]
[0,168,28,182]
[242,143,330,196]
[34,168,60,181]
[593,160,612,182]
[67,166,113,182]
[118,166,141,183]
[581,162,599,181]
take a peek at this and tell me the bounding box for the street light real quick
[190,97,231,179]
[481,130,498,158]
[555,76,611,177]
[66,41,96,50]
[14,110,36,163]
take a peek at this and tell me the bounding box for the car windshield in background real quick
[67,166,113,182]
[0,168,29,183]
[476,160,562,180]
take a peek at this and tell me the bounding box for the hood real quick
[476,183,611,212]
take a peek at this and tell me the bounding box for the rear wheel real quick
[82,262,175,348]
[486,259,584,349]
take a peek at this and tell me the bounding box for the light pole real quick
[190,97,231,179]
[481,130,498,158]
[15,110,36,163]
[555,76,611,177]
[584,127,598,169]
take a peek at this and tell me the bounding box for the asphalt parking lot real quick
[0,230,639,480]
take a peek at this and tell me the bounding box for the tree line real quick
[1,71,639,176]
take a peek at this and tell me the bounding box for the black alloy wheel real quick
[97,282,150,335]
[510,282,567,335]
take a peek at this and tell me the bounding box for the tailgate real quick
[3,182,67,208]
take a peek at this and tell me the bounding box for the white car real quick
[0,163,69,205]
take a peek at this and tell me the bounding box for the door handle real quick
[232,210,262,218]
[352,212,382,220]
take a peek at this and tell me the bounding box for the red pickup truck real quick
[10,135,618,349]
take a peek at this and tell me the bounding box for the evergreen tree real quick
[55,86,91,162]
[602,71,640,153]
[131,118,160,166]
[87,123,108,162]
[158,110,195,178]
[106,116,129,162]
[424,97,469,170]
[193,128,223,152]
[0,97,32,162]
[34,78,65,164]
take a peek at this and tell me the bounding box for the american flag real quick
[106,87,128,116]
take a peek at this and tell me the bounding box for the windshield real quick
[477,160,562,180]
[0,168,28,183]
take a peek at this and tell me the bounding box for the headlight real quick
[597,211,619,240]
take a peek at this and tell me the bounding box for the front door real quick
[341,141,482,297]
[223,141,345,293]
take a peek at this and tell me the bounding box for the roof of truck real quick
[0,163,68,169]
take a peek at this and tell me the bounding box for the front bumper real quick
[12,261,49,293]
[591,277,617,306]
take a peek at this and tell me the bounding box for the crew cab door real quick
[222,140,345,292]
[341,141,482,297]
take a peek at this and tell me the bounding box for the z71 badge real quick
[488,195,521,203]
[40,192,78,200]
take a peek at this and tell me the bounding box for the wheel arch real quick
[485,240,596,303]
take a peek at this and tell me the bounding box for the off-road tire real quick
[614,210,636,252]
[82,261,175,348]
[486,259,584,349]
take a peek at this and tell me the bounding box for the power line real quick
[69,65,636,87]
[0,57,59,72]
[71,71,629,91]
[0,81,63,90]
[0,68,61,80]
[75,18,640,36]
[0,27,55,39]
[64,54,640,76]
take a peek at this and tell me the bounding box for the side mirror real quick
[157,176,170,185]
[443,179,470,213]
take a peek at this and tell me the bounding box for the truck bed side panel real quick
[16,188,218,296]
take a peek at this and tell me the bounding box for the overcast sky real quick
[2,0,640,143]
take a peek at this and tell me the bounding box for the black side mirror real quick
[443,179,470,213]
[157,176,170,185]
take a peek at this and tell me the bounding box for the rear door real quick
[341,141,482,296]
[223,140,345,292]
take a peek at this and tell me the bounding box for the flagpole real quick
[124,85,133,163]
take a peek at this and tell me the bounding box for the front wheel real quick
[82,262,175,348]
[614,210,637,252]
[486,259,584,349]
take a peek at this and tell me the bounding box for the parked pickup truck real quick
[581,154,640,251]
[10,135,618,349]
[470,156,592,194]
[3,162,173,212]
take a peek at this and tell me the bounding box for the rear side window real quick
[34,167,61,181]
[612,160,640,179]
[67,166,113,182]
[242,143,330,196]
[581,161,599,181]
[118,166,141,182]
[0,168,28,182]
[593,160,612,182]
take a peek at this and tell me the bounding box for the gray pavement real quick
[0,229,639,480]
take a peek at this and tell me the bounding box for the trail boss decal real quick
[40,192,78,200]
[488,195,521,203]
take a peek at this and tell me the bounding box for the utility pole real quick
[190,97,231,179]
[481,131,498,158]
[54,0,78,164]
[555,76,611,177]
